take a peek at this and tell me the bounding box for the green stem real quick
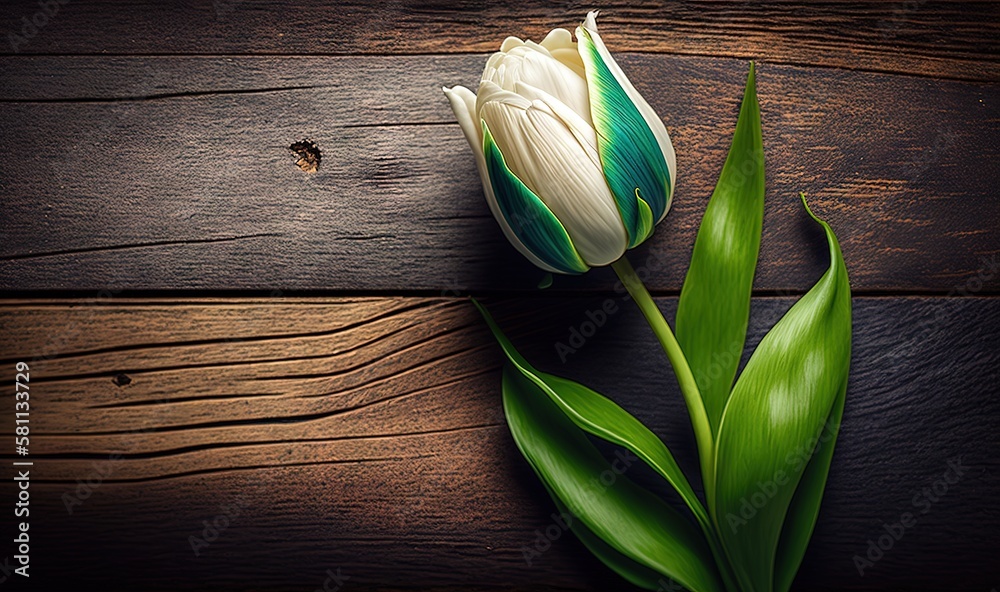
[611,256,737,592]
[611,256,715,489]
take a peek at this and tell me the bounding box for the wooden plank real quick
[0,0,997,81]
[0,296,996,590]
[1,55,997,293]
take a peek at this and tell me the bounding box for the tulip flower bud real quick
[444,11,676,273]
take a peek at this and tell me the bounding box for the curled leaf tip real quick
[798,191,816,218]
[798,194,843,264]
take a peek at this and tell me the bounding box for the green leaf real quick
[503,366,724,592]
[773,374,846,592]
[482,121,590,274]
[676,63,765,443]
[545,483,667,590]
[474,300,709,529]
[712,196,851,592]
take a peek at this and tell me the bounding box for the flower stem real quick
[611,255,738,591]
[611,256,715,490]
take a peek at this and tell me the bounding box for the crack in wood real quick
[12,423,503,464]
[39,365,496,436]
[0,233,283,262]
[0,84,334,104]
[0,299,455,365]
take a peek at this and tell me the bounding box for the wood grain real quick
[1,55,997,293]
[0,1,997,81]
[0,3,994,591]
[0,296,996,590]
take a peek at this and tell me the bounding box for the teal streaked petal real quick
[578,27,672,248]
[482,121,590,274]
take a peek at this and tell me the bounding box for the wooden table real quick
[1,2,997,590]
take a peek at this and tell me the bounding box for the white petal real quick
[443,85,481,153]
[481,96,627,266]
[513,81,600,168]
[517,49,591,123]
[479,41,591,125]
[475,80,531,120]
[540,27,574,51]
[540,27,586,78]
[521,38,553,57]
[500,36,524,53]
[443,85,560,273]
[579,12,677,219]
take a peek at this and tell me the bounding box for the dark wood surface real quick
[1,1,998,81]
[1,55,997,293]
[0,2,997,591]
[0,296,997,590]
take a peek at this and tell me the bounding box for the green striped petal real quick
[577,24,672,248]
[482,120,590,274]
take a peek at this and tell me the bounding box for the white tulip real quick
[444,11,676,273]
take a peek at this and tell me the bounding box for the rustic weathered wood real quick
[1,1,998,81]
[0,296,996,590]
[1,55,997,293]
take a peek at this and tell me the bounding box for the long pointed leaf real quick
[478,302,732,589]
[712,196,851,592]
[540,372,712,522]
[676,63,765,442]
[773,375,846,592]
[475,300,709,529]
[503,366,724,592]
[545,487,667,590]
